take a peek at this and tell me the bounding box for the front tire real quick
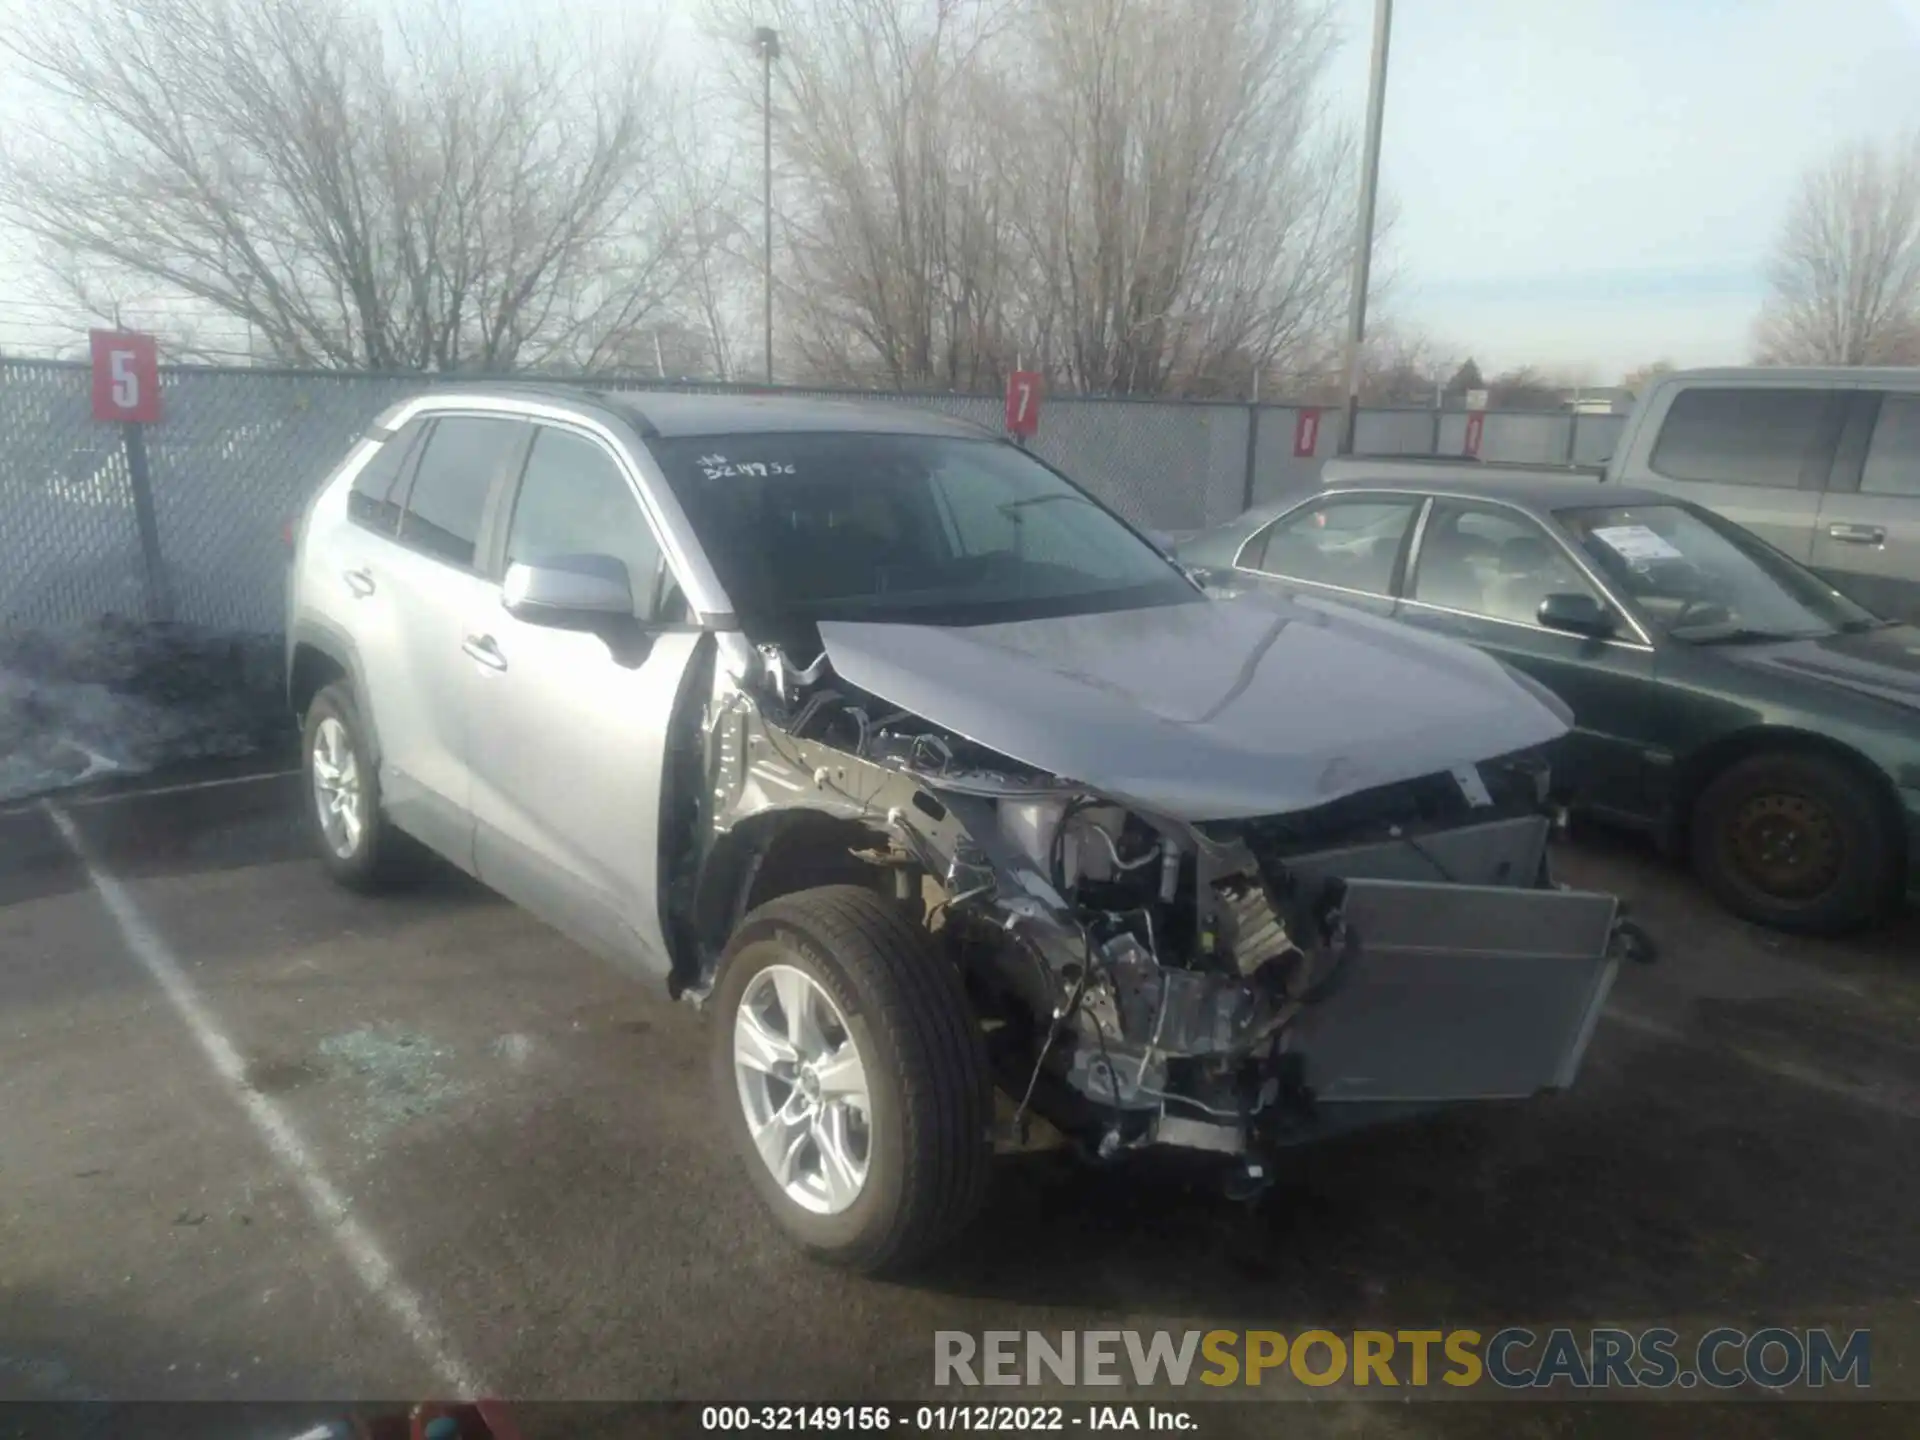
[711,885,992,1274]
[1690,750,1899,934]
[301,681,421,891]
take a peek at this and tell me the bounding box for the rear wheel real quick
[302,681,422,891]
[1690,751,1898,934]
[711,885,992,1274]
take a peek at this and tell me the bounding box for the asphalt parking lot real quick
[3,758,1917,1437]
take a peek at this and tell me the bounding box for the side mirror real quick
[1537,591,1615,638]
[504,554,635,630]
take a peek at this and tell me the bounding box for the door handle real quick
[1826,522,1886,545]
[462,634,508,671]
[343,567,376,597]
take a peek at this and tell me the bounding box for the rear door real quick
[374,413,530,865]
[1391,499,1667,822]
[1624,384,1842,561]
[1228,493,1423,617]
[1807,391,1920,623]
[314,415,428,775]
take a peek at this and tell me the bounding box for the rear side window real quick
[1648,388,1835,488]
[1861,395,1920,497]
[347,419,426,535]
[400,416,523,567]
[1242,497,1420,595]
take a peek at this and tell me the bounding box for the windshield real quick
[1557,502,1879,642]
[649,432,1198,624]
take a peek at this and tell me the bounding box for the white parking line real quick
[42,800,491,1399]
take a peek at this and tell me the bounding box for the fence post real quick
[1240,404,1262,513]
[1430,406,1443,454]
[1564,413,1579,465]
[122,421,172,622]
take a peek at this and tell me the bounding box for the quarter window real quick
[399,416,521,567]
[506,426,668,619]
[1411,502,1606,630]
[1861,395,1920,497]
[1648,387,1836,488]
[1241,498,1419,595]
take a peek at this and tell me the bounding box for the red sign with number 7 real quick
[1004,370,1042,437]
[90,329,162,423]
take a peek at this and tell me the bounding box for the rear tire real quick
[301,681,423,891]
[1690,750,1898,934]
[711,885,992,1275]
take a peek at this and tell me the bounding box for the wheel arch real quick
[686,808,901,991]
[287,619,380,764]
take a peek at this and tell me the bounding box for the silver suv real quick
[286,386,1643,1272]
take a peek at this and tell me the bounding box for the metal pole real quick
[757,28,779,386]
[122,421,171,622]
[1337,0,1393,456]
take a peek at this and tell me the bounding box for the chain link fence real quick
[0,358,1628,634]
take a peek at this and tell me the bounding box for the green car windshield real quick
[1557,503,1880,643]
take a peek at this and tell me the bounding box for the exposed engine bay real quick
[671,628,1651,1189]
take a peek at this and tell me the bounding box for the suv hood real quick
[816,592,1570,820]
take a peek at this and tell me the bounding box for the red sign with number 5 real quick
[1004,370,1041,437]
[90,329,161,423]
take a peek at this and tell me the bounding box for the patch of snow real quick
[0,616,292,803]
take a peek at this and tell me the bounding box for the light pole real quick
[1337,0,1393,455]
[753,25,781,386]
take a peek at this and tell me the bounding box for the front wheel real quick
[711,885,992,1274]
[1690,751,1899,934]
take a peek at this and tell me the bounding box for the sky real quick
[1327,0,1920,379]
[4,0,1920,381]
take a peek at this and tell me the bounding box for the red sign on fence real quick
[1463,410,1486,458]
[1293,407,1321,458]
[1004,370,1042,437]
[90,329,161,423]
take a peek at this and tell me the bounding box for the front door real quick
[464,422,705,981]
[1807,393,1920,624]
[1393,500,1666,822]
[1625,384,1839,562]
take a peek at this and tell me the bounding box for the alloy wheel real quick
[732,964,872,1216]
[311,715,365,860]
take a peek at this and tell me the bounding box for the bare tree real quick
[0,0,714,371]
[1756,132,1920,366]
[704,0,1359,396]
[1012,0,1358,396]
[1487,366,1563,412]
[1619,359,1675,398]
[703,0,1027,390]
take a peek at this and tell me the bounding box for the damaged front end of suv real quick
[671,592,1651,1194]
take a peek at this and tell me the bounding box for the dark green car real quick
[1175,473,1920,934]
